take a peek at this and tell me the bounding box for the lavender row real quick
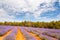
[0,26,13,36]
[19,27,37,40]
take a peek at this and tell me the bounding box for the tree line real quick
[0,21,60,29]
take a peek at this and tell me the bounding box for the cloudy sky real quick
[0,0,60,22]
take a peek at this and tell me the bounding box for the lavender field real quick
[0,0,60,40]
[0,26,60,40]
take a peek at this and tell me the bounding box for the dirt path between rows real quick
[16,28,26,40]
[0,27,41,40]
[24,28,42,40]
[29,32,41,40]
[0,30,12,40]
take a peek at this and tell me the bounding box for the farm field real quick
[0,26,60,40]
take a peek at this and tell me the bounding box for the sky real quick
[0,0,60,22]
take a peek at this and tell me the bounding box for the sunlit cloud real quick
[0,0,60,22]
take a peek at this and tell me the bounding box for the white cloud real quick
[0,0,59,21]
[59,0,60,5]
[1,0,56,12]
[0,9,15,22]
